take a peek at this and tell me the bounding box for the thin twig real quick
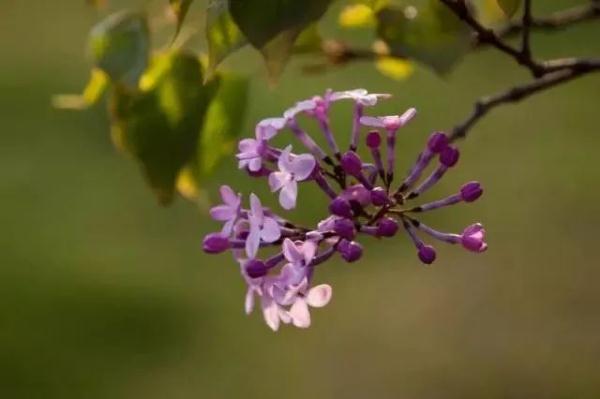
[521,0,533,60]
[448,59,600,141]
[439,0,546,77]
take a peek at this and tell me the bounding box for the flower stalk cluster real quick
[203,89,487,331]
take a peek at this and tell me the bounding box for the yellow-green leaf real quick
[206,0,247,78]
[496,0,521,18]
[110,51,217,205]
[375,56,414,80]
[339,4,376,28]
[180,72,249,198]
[169,0,195,41]
[89,10,150,89]
[376,0,471,75]
[53,68,110,110]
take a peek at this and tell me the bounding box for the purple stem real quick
[369,147,385,182]
[386,128,399,185]
[412,220,460,245]
[350,103,364,151]
[265,252,285,269]
[399,149,434,192]
[408,165,448,199]
[310,246,337,267]
[401,218,425,249]
[288,118,327,160]
[314,172,338,199]
[316,116,340,157]
[413,193,462,212]
[359,225,378,236]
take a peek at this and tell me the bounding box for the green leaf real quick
[227,0,333,79]
[496,0,521,18]
[89,10,150,89]
[179,72,249,199]
[205,0,248,78]
[110,51,217,205]
[169,0,195,40]
[376,0,471,74]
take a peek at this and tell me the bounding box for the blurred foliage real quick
[56,0,519,205]
[496,0,522,17]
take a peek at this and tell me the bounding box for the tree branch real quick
[448,59,600,141]
[521,0,533,60]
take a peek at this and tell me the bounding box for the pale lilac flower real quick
[245,194,281,259]
[209,185,241,236]
[269,146,316,210]
[204,89,488,330]
[330,89,390,106]
[237,118,285,172]
[288,283,332,328]
[360,108,417,131]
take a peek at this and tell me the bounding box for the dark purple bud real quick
[460,181,483,202]
[366,130,381,149]
[427,132,449,153]
[377,217,399,237]
[417,245,437,264]
[338,239,363,263]
[370,187,388,206]
[341,151,363,175]
[202,233,230,254]
[245,259,268,278]
[440,146,460,167]
[334,218,356,240]
[329,197,353,218]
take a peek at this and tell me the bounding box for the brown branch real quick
[448,59,600,141]
[521,0,533,60]
[440,0,546,77]
[494,1,600,39]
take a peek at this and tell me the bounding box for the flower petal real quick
[302,240,318,264]
[283,99,317,120]
[245,288,255,315]
[209,205,234,221]
[261,298,280,332]
[248,157,263,172]
[269,171,289,192]
[238,138,259,154]
[282,238,304,263]
[289,298,311,328]
[399,107,417,126]
[219,185,239,206]
[359,116,385,128]
[279,180,298,210]
[277,145,294,173]
[290,154,316,181]
[245,223,261,259]
[249,193,264,221]
[261,217,281,243]
[306,284,332,308]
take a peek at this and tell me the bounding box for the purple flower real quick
[360,108,416,131]
[245,194,281,259]
[288,283,332,328]
[203,89,488,330]
[330,88,390,106]
[269,146,316,210]
[209,185,241,236]
[461,223,488,252]
[237,118,285,172]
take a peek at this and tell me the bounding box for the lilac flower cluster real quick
[203,89,487,331]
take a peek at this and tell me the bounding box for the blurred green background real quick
[2,1,600,398]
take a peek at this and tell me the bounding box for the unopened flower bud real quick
[418,245,437,264]
[329,197,353,218]
[366,130,381,148]
[341,151,363,175]
[440,146,460,167]
[377,217,399,237]
[338,239,363,263]
[460,181,483,202]
[245,259,268,278]
[370,187,388,206]
[334,218,356,240]
[427,132,449,153]
[203,233,230,254]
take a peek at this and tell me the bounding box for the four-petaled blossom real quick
[246,193,281,259]
[237,118,285,172]
[330,89,391,106]
[269,146,316,210]
[209,185,241,236]
[203,88,487,331]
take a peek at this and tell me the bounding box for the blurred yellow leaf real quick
[339,4,375,28]
[53,68,109,110]
[496,0,521,18]
[375,57,414,80]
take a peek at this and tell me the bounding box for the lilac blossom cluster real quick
[203,89,487,331]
